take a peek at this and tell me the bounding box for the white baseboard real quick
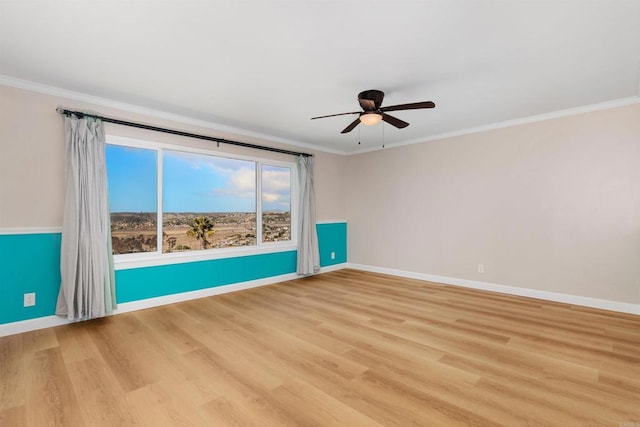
[6,260,634,337]
[0,263,349,337]
[0,273,298,337]
[0,316,72,337]
[347,263,640,315]
[317,262,348,273]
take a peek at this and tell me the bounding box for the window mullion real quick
[291,164,297,244]
[157,148,163,255]
[256,161,262,246]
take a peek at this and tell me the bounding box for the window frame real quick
[107,135,298,270]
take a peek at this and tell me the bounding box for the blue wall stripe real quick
[0,233,62,324]
[317,222,347,266]
[0,222,347,325]
[115,251,297,303]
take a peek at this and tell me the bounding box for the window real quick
[106,145,157,254]
[106,136,295,265]
[163,150,257,252]
[262,164,291,242]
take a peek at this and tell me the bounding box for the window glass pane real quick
[162,151,256,252]
[106,145,158,254]
[262,165,291,242]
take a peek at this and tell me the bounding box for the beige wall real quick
[3,83,638,304]
[347,104,640,303]
[0,85,347,228]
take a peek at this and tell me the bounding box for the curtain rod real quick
[56,107,312,158]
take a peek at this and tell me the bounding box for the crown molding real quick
[349,96,640,155]
[3,74,638,158]
[0,74,346,156]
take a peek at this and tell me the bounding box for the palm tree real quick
[187,216,215,249]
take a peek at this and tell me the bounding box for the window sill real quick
[114,243,297,270]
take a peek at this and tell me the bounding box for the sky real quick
[106,145,291,213]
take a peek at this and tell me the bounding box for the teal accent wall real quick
[316,222,347,266]
[0,233,62,324]
[0,222,347,325]
[116,251,297,303]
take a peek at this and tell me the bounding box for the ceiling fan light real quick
[360,113,382,126]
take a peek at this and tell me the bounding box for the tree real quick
[187,216,215,249]
[166,237,177,253]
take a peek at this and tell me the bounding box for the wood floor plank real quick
[25,347,84,426]
[126,381,209,426]
[65,357,136,426]
[182,348,303,425]
[353,369,500,426]
[135,305,207,355]
[269,378,385,427]
[343,348,530,425]
[1,269,638,426]
[88,319,158,393]
[0,334,27,411]
[0,405,26,425]
[55,323,104,365]
[204,298,370,381]
[200,396,270,427]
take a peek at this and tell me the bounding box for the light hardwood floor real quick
[1,269,639,426]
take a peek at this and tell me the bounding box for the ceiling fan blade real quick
[358,98,376,111]
[380,101,435,112]
[311,111,360,120]
[381,113,409,129]
[341,118,361,133]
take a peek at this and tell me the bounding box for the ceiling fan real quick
[311,89,435,134]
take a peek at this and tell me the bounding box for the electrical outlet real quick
[477,264,485,273]
[24,292,36,307]
[330,251,336,260]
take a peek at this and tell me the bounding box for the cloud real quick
[262,169,290,193]
[262,168,290,210]
[164,151,290,209]
[230,167,256,194]
[210,166,256,199]
[262,193,281,203]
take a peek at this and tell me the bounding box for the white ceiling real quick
[1,1,640,154]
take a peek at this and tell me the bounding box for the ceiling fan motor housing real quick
[358,90,385,111]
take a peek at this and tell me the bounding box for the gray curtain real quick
[56,115,116,320]
[297,155,320,275]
